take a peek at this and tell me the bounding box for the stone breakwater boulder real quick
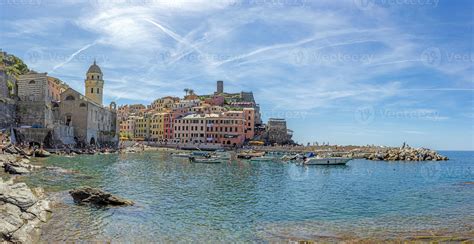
[2,144,31,157]
[69,187,134,206]
[366,147,448,161]
[1,155,42,175]
[33,149,51,158]
[0,178,51,243]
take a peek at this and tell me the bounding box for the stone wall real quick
[0,100,16,129]
[53,125,75,145]
[0,70,11,99]
[16,101,53,128]
[15,127,52,146]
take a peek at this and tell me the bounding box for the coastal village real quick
[0,50,449,161]
[0,50,293,151]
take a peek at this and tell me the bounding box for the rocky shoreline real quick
[0,144,135,243]
[0,146,54,243]
[0,177,51,243]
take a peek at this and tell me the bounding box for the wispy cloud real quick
[52,41,97,72]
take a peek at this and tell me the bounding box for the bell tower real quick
[85,60,104,105]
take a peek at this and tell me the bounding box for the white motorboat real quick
[189,156,222,164]
[172,153,191,158]
[303,157,351,165]
[250,156,277,162]
[212,152,231,160]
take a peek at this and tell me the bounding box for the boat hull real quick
[304,158,351,165]
[250,157,276,162]
[189,157,221,164]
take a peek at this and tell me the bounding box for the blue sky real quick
[1,0,473,150]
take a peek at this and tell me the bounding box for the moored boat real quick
[172,153,191,158]
[250,156,277,162]
[189,156,222,164]
[304,157,351,165]
[237,151,265,159]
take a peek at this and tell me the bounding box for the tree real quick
[188,89,195,95]
[184,88,189,96]
[1,53,29,78]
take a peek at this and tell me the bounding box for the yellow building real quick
[119,116,137,140]
[150,112,167,141]
[133,115,150,140]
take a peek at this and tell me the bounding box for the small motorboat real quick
[250,156,277,162]
[189,156,222,164]
[237,151,265,159]
[212,152,231,160]
[303,157,351,165]
[172,153,191,158]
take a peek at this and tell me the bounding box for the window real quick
[79,103,86,107]
[65,95,75,101]
[91,88,94,93]
[97,88,100,94]
[66,115,72,126]
[29,80,35,84]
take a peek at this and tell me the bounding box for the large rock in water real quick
[69,187,134,206]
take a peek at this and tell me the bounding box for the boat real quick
[303,157,351,165]
[189,156,222,164]
[192,151,210,157]
[250,156,277,162]
[280,154,301,161]
[212,151,231,160]
[172,153,191,158]
[237,151,265,159]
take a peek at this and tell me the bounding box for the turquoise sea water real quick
[22,151,474,242]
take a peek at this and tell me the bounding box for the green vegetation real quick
[224,106,244,111]
[1,52,29,96]
[1,52,29,78]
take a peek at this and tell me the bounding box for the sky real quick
[0,0,473,150]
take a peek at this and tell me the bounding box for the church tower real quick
[85,60,104,105]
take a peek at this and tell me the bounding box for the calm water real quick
[22,151,474,242]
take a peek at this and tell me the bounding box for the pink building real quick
[173,108,255,147]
